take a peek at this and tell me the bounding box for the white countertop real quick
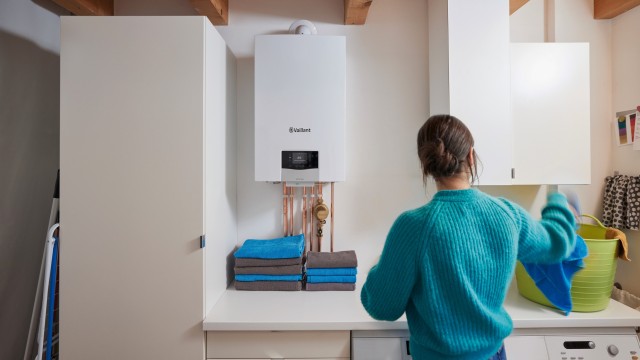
[203,282,640,331]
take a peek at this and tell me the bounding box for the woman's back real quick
[362,188,575,359]
[400,189,518,358]
[361,115,576,359]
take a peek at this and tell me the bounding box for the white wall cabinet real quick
[428,0,591,185]
[428,0,513,185]
[511,43,591,185]
[60,16,236,360]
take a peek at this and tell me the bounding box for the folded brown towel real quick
[235,281,302,291]
[306,250,358,268]
[305,282,356,291]
[234,256,302,268]
[234,264,303,275]
[605,227,631,261]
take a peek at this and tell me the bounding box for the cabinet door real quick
[60,17,207,360]
[352,337,403,360]
[445,0,513,185]
[504,336,548,359]
[207,331,350,359]
[511,43,591,185]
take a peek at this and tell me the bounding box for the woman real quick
[361,114,576,359]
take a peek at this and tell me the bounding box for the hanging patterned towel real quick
[627,176,640,230]
[602,175,640,230]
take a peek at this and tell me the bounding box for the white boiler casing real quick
[254,35,346,183]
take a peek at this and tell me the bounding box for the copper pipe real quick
[309,184,316,251]
[290,187,295,236]
[283,182,288,236]
[330,182,334,253]
[303,187,307,254]
[317,182,323,252]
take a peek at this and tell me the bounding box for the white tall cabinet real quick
[60,17,237,359]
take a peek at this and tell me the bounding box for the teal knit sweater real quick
[361,189,576,360]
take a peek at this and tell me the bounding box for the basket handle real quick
[579,214,607,229]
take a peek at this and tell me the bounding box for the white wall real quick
[510,0,545,42]
[509,0,612,218]
[512,0,640,299]
[116,0,617,271]
[116,0,430,267]
[115,0,433,268]
[226,0,430,267]
[0,0,61,54]
[0,1,61,359]
[553,0,613,220]
[611,5,640,297]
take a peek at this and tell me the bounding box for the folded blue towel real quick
[521,234,588,315]
[235,274,302,282]
[306,275,357,283]
[306,267,357,276]
[234,234,305,259]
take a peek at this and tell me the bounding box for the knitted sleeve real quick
[500,193,576,264]
[361,211,422,321]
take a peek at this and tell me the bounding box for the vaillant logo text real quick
[289,127,311,133]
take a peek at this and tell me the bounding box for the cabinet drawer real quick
[206,331,350,359]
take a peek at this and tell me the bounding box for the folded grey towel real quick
[305,282,356,291]
[234,264,302,275]
[234,256,302,268]
[235,281,302,291]
[306,250,357,268]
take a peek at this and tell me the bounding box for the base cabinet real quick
[206,331,350,359]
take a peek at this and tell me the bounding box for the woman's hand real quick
[564,190,581,224]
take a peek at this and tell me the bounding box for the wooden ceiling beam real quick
[594,0,640,19]
[345,0,372,25]
[51,0,113,16]
[510,0,529,15]
[190,0,229,26]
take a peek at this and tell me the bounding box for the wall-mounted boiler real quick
[254,34,346,184]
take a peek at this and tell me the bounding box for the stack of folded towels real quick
[305,250,358,291]
[233,234,305,291]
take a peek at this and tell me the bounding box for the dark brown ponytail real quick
[417,114,480,183]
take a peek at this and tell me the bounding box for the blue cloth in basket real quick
[306,275,357,283]
[521,234,588,315]
[306,267,358,276]
[234,234,305,259]
[235,274,302,282]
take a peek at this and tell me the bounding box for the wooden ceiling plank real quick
[344,0,372,25]
[510,0,529,15]
[594,0,640,19]
[190,0,229,26]
[51,0,113,16]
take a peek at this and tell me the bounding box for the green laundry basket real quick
[515,214,620,312]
